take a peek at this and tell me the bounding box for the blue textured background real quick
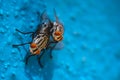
[0,0,120,80]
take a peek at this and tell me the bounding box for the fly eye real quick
[54,31,62,36]
[30,43,37,48]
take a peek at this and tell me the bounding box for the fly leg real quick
[15,29,35,39]
[46,41,58,59]
[15,29,34,34]
[37,49,46,68]
[12,42,31,47]
[25,54,36,65]
[49,44,57,59]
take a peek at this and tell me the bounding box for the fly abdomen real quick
[30,34,49,55]
[38,35,48,49]
[30,43,40,55]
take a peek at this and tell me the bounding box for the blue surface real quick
[0,0,120,80]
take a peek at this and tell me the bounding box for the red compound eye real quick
[30,43,37,48]
[54,31,62,36]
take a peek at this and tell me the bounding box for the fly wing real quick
[41,10,48,21]
[54,8,59,23]
[53,9,64,28]
[37,10,50,23]
[41,10,53,26]
[53,41,64,50]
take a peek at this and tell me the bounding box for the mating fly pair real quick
[13,10,64,68]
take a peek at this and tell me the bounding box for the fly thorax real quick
[40,22,50,33]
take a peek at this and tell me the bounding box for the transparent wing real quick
[37,10,50,23]
[54,41,64,50]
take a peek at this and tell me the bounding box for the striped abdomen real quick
[30,34,49,55]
